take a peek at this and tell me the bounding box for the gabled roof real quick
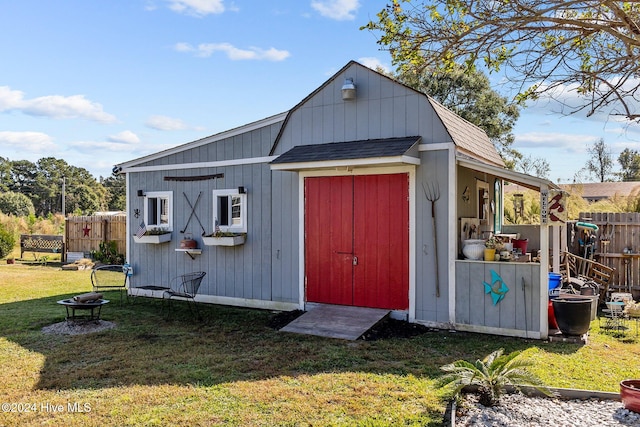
[116,113,287,171]
[428,97,504,167]
[270,60,504,167]
[117,61,506,172]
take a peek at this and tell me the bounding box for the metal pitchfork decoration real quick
[423,182,441,297]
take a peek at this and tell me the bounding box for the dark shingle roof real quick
[427,97,504,167]
[270,136,421,164]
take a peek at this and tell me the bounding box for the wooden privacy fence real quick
[577,212,640,296]
[65,215,126,258]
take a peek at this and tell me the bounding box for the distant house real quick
[560,182,640,203]
[116,60,562,339]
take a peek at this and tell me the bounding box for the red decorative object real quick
[82,225,91,237]
[621,380,640,413]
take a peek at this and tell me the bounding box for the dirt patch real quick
[361,318,430,340]
[267,310,304,330]
[268,310,430,341]
[42,320,116,335]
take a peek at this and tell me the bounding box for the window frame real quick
[212,189,247,233]
[476,179,490,223]
[493,179,502,233]
[144,191,173,231]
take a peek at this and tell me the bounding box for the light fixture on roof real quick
[341,78,356,101]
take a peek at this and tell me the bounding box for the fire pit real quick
[57,299,109,321]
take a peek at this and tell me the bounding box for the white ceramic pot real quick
[462,239,485,260]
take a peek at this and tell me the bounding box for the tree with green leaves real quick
[618,148,640,181]
[585,138,615,182]
[0,157,11,191]
[397,65,521,165]
[1,157,110,216]
[513,153,550,179]
[363,1,640,121]
[0,191,35,216]
[102,171,126,211]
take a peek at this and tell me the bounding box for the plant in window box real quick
[202,230,246,247]
[133,227,172,244]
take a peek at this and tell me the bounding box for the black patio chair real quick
[163,272,206,320]
[91,264,128,303]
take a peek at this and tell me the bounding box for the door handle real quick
[353,256,358,266]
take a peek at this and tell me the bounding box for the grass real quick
[0,263,639,426]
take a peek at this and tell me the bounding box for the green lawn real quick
[0,263,638,426]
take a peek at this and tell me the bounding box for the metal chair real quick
[601,293,630,333]
[163,272,206,319]
[91,264,128,303]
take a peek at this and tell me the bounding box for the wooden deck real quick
[279,305,390,340]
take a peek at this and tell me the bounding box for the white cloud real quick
[167,0,225,16]
[0,131,56,151]
[108,130,140,144]
[514,132,594,154]
[175,42,290,61]
[0,86,116,123]
[311,0,360,21]
[358,57,390,73]
[145,115,188,131]
[69,140,124,150]
[527,77,640,125]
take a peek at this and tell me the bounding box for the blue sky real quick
[1,0,639,183]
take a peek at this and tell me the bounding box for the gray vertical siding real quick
[273,63,451,157]
[125,62,524,336]
[415,149,451,323]
[127,122,298,304]
[270,170,299,303]
[455,261,540,334]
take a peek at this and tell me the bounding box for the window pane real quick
[218,196,230,226]
[231,196,242,226]
[148,198,158,225]
[160,198,169,225]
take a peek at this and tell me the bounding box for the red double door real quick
[304,173,409,310]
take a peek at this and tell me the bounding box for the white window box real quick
[133,233,172,244]
[202,235,246,247]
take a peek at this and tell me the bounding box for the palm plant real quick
[438,348,552,407]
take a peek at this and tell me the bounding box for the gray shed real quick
[117,61,562,339]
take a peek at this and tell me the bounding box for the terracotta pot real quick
[620,380,640,413]
[180,234,197,249]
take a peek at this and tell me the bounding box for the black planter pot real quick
[551,298,592,336]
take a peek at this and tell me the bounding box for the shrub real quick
[0,191,35,217]
[91,241,124,265]
[438,348,552,406]
[0,224,15,259]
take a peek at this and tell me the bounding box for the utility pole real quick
[61,176,66,217]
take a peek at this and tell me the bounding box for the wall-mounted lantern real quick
[341,78,356,101]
